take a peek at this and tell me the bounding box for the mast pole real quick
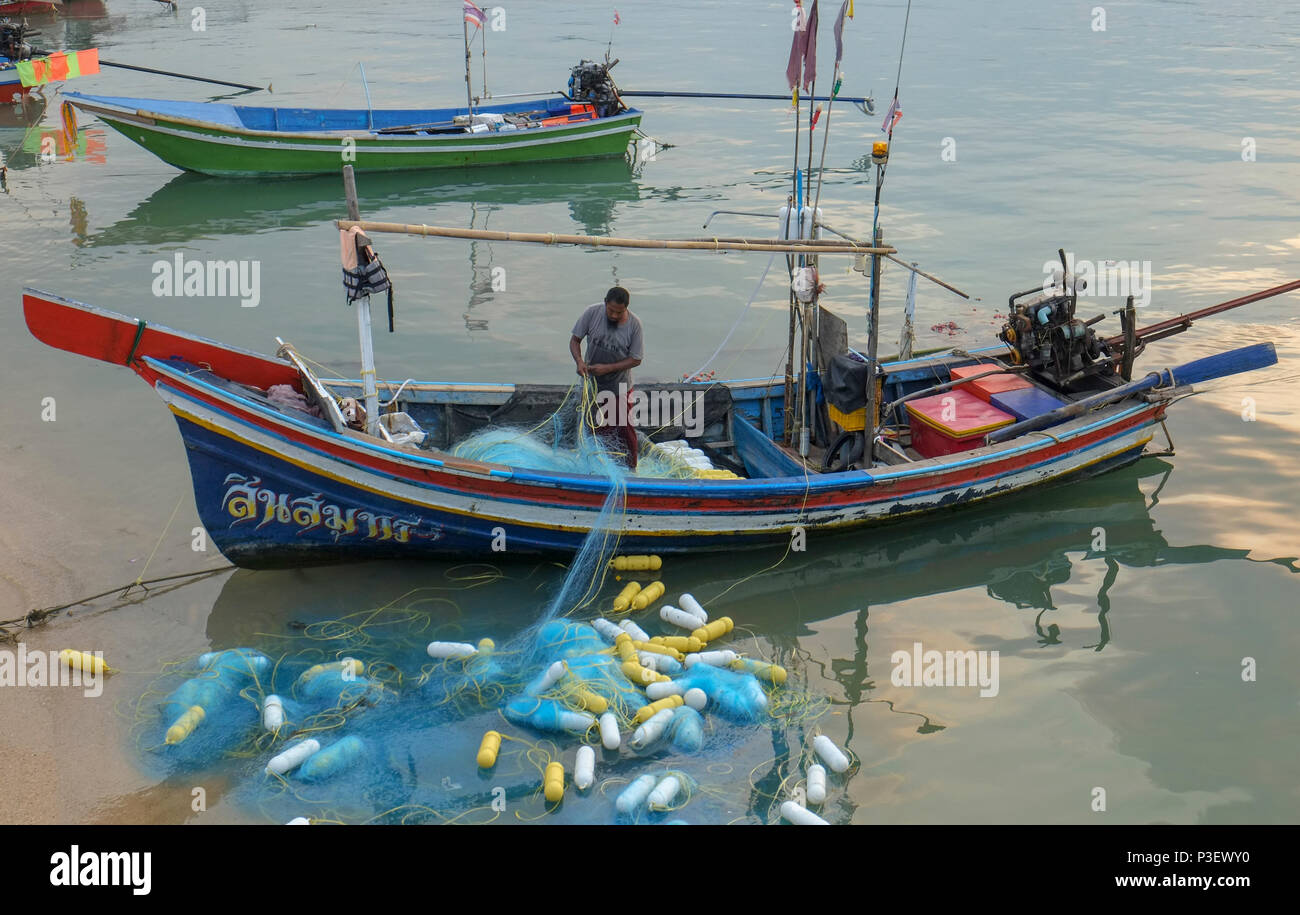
[463,16,475,113]
[864,225,882,451]
[343,165,381,438]
[481,23,488,100]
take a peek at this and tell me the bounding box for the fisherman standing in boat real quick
[570,286,643,469]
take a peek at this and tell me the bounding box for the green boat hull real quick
[90,109,643,177]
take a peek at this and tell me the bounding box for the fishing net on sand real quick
[125,380,849,824]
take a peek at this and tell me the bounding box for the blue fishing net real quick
[127,383,846,824]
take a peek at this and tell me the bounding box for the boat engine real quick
[999,252,1115,391]
[568,59,623,118]
[0,22,36,62]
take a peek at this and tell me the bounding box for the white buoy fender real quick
[807,764,827,804]
[683,687,708,711]
[813,735,851,773]
[646,680,685,701]
[619,620,650,642]
[679,594,708,624]
[616,774,658,814]
[630,708,675,749]
[599,712,621,750]
[575,746,596,790]
[266,739,321,776]
[647,775,681,810]
[592,618,623,643]
[262,694,284,732]
[684,649,737,669]
[426,641,477,660]
[781,801,829,825]
[660,606,703,631]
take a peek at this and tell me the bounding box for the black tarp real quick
[825,353,872,413]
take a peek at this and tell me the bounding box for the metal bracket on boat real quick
[1148,419,1176,457]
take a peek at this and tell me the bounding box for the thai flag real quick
[881,95,902,134]
[614,11,621,25]
[464,0,486,29]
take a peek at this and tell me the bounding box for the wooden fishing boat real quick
[0,2,61,16]
[62,60,643,177]
[62,91,642,177]
[20,276,1281,569]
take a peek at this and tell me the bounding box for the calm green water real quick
[1,0,1298,824]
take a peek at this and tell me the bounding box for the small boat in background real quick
[0,2,61,16]
[64,61,644,177]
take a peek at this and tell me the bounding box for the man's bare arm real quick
[570,335,588,375]
[587,356,642,376]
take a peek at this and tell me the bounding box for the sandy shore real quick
[0,452,237,824]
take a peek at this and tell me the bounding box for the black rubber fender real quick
[822,430,866,473]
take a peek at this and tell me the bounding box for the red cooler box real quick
[948,364,1032,402]
[906,388,1015,457]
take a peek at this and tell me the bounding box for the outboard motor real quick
[0,22,37,62]
[567,59,624,118]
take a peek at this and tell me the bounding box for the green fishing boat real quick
[63,62,643,177]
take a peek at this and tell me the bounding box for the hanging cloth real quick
[340,225,395,332]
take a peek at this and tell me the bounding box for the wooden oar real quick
[621,89,873,106]
[1103,279,1300,348]
[985,342,1278,444]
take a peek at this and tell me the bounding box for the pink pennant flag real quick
[881,95,902,134]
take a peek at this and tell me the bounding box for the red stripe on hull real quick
[157,366,1165,515]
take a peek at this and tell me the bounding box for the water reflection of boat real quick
[81,157,642,247]
[0,91,44,128]
[200,459,1255,647]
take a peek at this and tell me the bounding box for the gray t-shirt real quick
[571,303,644,394]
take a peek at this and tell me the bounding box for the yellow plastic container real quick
[827,403,866,432]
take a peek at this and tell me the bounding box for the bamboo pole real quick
[342,167,381,439]
[864,226,883,447]
[334,220,895,254]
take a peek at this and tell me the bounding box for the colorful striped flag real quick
[464,0,486,30]
[15,48,100,88]
[614,11,621,25]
